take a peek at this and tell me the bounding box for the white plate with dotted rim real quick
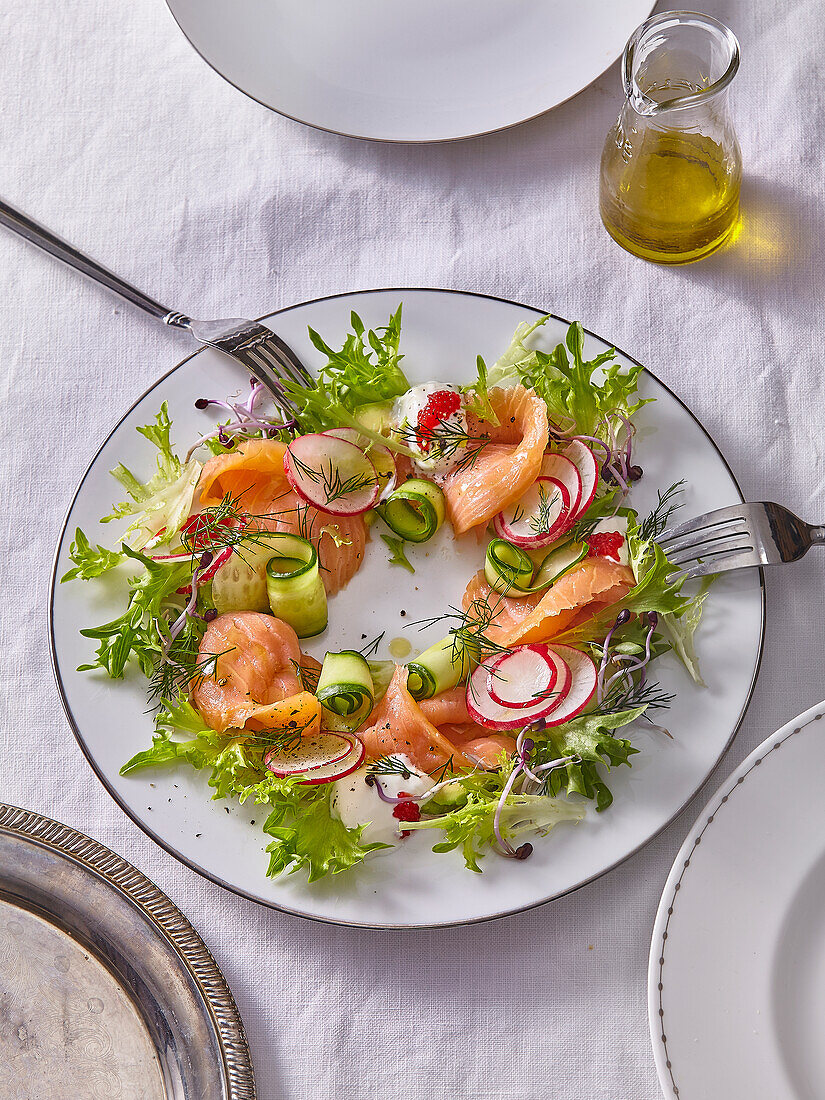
[649,699,825,1098]
[50,288,764,929]
[165,0,655,143]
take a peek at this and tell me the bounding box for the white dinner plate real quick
[50,288,764,928]
[165,0,655,143]
[649,700,825,1099]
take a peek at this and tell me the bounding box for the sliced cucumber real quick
[265,533,328,638]
[377,478,446,543]
[406,633,475,700]
[484,538,534,595]
[534,540,587,587]
[316,650,374,732]
[212,538,281,614]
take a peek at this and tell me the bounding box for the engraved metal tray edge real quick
[0,802,255,1100]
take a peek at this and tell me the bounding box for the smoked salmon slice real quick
[357,665,472,773]
[421,691,516,769]
[198,439,290,512]
[439,723,517,770]
[197,439,367,596]
[193,611,306,732]
[462,557,636,646]
[443,386,548,535]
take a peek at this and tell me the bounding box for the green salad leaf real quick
[122,695,384,882]
[659,576,715,685]
[487,317,650,435]
[61,528,127,582]
[536,707,644,812]
[281,307,412,445]
[463,354,500,425]
[380,533,415,573]
[102,402,202,549]
[406,765,584,872]
[78,546,193,678]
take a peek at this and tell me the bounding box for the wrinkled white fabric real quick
[1,1,823,1097]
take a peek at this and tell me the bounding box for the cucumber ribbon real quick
[484,537,587,597]
[406,633,477,701]
[316,650,374,731]
[265,533,328,638]
[377,478,446,543]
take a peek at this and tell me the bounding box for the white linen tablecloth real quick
[1,1,824,1097]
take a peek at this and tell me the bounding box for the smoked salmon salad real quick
[63,308,709,882]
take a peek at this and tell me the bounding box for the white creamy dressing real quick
[330,754,435,845]
[590,516,631,567]
[391,382,468,478]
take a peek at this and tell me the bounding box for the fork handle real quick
[811,525,825,545]
[0,197,187,326]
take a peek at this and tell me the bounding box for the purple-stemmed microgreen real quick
[186,378,297,461]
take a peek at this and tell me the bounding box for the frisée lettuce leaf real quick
[487,317,650,436]
[122,696,386,882]
[102,402,202,549]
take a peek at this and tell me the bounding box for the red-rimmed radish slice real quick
[540,452,582,517]
[493,476,571,548]
[152,546,234,594]
[487,644,558,710]
[560,440,599,518]
[264,731,365,784]
[466,647,572,730]
[284,434,380,516]
[322,427,397,499]
[540,644,598,726]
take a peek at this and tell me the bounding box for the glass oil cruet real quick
[600,11,742,264]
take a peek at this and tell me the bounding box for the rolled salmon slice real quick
[462,557,636,646]
[198,438,290,512]
[357,666,472,773]
[443,386,548,535]
[198,439,367,596]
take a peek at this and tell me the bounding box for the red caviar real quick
[392,799,422,823]
[416,389,461,451]
[587,531,625,562]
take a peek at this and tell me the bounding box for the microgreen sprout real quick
[187,378,296,460]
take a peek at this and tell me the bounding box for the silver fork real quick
[659,502,825,578]
[0,198,312,420]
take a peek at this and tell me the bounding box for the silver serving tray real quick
[0,804,255,1098]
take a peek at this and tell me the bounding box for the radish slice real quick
[540,452,582,517]
[487,644,558,710]
[466,647,572,730]
[541,644,598,726]
[265,731,365,784]
[493,476,571,548]
[284,434,380,516]
[561,440,599,518]
[322,428,397,500]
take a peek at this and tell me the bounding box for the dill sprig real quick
[360,632,385,659]
[289,453,378,506]
[529,483,562,535]
[366,755,415,778]
[638,481,686,542]
[393,420,491,471]
[596,677,675,715]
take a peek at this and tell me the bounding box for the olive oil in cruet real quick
[600,12,742,265]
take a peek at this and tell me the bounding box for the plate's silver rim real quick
[0,802,255,1099]
[49,287,766,930]
[163,0,656,145]
[647,700,825,1099]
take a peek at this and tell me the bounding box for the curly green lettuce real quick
[121,696,385,882]
[102,402,201,549]
[487,316,650,436]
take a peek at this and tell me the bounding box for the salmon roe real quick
[587,531,624,562]
[416,389,461,451]
[392,800,422,823]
